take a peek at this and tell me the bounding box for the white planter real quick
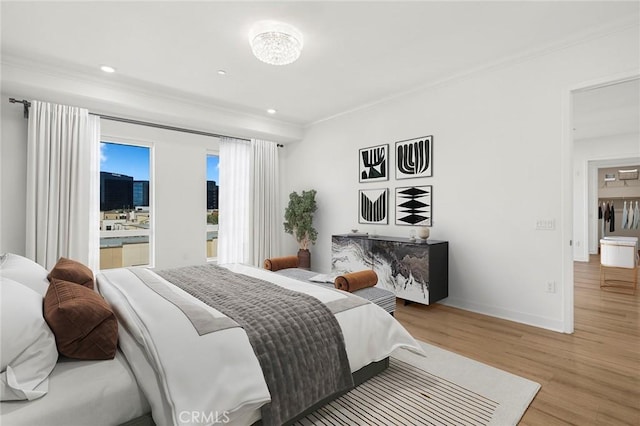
[417,226,430,240]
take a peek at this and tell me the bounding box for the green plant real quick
[283,190,318,250]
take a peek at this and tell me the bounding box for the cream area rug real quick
[295,341,540,426]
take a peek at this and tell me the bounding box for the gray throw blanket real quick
[154,264,354,426]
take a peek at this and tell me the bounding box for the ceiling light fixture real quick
[249,20,303,66]
[217,70,227,76]
[100,65,116,73]
[267,108,277,114]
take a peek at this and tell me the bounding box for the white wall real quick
[283,25,640,332]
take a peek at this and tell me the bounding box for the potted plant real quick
[283,190,318,269]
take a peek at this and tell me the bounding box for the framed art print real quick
[358,188,388,224]
[395,185,432,226]
[359,144,389,183]
[396,135,433,179]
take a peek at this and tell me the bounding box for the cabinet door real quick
[331,236,373,274]
[372,240,430,303]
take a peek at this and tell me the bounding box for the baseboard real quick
[441,297,565,333]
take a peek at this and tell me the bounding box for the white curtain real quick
[217,138,251,264]
[249,139,280,266]
[26,101,101,270]
[218,137,280,266]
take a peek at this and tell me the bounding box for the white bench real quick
[600,237,638,293]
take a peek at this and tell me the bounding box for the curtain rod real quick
[8,98,283,146]
[96,113,251,142]
[9,98,30,118]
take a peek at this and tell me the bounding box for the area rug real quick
[294,341,540,426]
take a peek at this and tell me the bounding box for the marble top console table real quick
[331,234,448,305]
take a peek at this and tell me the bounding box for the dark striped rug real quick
[295,358,499,426]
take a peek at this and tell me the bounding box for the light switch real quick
[535,219,555,230]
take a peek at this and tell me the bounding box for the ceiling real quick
[1,1,638,127]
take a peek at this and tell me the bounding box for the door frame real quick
[561,70,639,334]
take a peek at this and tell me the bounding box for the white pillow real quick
[1,277,58,401]
[0,253,50,296]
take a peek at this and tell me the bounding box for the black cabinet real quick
[331,234,448,305]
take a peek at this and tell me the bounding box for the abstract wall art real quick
[359,144,389,183]
[358,188,388,224]
[395,185,432,226]
[395,136,432,179]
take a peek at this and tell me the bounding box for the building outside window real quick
[133,180,149,207]
[207,154,219,259]
[100,141,152,269]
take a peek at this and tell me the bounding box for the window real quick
[206,154,219,259]
[100,141,152,269]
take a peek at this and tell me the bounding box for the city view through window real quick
[99,142,151,269]
[207,154,219,259]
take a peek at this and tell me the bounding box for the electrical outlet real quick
[546,281,556,293]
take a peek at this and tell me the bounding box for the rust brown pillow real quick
[43,278,118,360]
[264,255,299,271]
[47,257,95,290]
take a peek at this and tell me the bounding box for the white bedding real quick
[0,350,150,426]
[97,263,422,426]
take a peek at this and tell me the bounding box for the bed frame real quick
[119,357,389,426]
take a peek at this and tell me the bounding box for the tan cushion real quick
[43,278,118,360]
[264,255,299,271]
[47,257,94,290]
[334,270,378,292]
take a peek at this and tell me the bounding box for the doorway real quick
[566,75,640,333]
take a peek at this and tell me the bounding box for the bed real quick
[1,254,422,426]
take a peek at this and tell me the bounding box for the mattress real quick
[0,350,150,426]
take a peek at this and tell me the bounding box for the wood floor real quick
[394,255,639,426]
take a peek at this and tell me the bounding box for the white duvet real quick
[97,263,422,426]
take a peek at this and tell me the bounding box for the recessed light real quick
[100,65,116,73]
[217,70,227,76]
[267,108,277,114]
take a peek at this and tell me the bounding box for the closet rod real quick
[8,98,283,146]
[599,197,640,200]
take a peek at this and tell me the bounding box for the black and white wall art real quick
[359,144,389,183]
[359,188,388,224]
[396,136,433,179]
[395,185,432,226]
